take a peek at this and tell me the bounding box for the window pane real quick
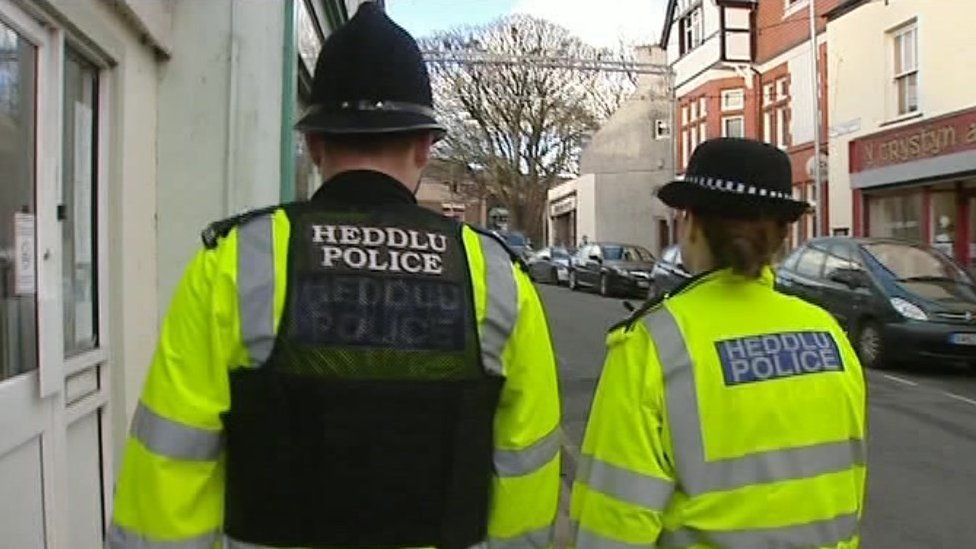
[894,33,904,74]
[905,28,917,71]
[699,122,707,141]
[723,116,744,138]
[0,21,38,379]
[867,192,922,241]
[690,101,697,121]
[795,248,827,278]
[62,50,99,356]
[699,97,707,116]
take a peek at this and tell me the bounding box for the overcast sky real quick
[385,0,669,47]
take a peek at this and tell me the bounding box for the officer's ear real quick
[411,131,436,169]
[305,133,326,168]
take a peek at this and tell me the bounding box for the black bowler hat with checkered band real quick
[658,138,811,222]
[295,2,445,137]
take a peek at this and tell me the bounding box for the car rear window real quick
[602,245,653,262]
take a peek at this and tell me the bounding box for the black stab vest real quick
[222,201,503,549]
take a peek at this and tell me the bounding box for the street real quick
[538,283,976,548]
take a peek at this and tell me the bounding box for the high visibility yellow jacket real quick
[108,208,561,548]
[571,268,867,548]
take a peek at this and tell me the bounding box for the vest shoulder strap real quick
[467,226,528,272]
[201,204,288,249]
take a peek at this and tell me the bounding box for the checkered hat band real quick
[683,175,791,200]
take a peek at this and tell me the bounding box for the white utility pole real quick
[808,0,824,237]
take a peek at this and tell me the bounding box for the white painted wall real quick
[156,0,285,313]
[827,0,976,232]
[789,45,815,146]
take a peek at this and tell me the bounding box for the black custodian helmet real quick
[294,1,446,137]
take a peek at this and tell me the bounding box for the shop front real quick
[850,106,976,270]
[548,193,577,248]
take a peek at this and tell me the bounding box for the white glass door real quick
[0,5,61,548]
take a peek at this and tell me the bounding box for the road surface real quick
[537,283,976,548]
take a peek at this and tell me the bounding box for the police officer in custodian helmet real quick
[571,138,867,548]
[108,3,561,548]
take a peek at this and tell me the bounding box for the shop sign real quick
[550,195,576,217]
[850,107,976,173]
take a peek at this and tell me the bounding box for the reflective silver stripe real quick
[223,538,274,549]
[574,526,654,549]
[130,402,222,461]
[658,512,859,549]
[105,523,219,549]
[644,308,866,496]
[576,454,674,511]
[237,214,276,366]
[487,523,554,548]
[478,233,518,376]
[494,426,561,477]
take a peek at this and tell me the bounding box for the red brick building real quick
[661,0,842,245]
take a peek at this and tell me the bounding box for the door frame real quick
[0,1,114,546]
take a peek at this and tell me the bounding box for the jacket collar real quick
[311,170,418,206]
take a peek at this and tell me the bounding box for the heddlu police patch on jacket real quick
[716,331,845,386]
[289,210,469,351]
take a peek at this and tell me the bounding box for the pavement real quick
[536,283,976,548]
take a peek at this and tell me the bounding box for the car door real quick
[585,245,605,286]
[821,243,860,329]
[528,250,549,281]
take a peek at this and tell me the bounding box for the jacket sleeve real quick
[569,318,676,547]
[108,212,287,549]
[464,227,562,547]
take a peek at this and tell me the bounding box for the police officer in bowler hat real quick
[571,138,867,547]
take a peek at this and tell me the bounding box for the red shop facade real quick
[849,106,976,270]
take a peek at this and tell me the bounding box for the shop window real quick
[62,49,99,356]
[763,110,773,144]
[699,121,707,142]
[681,105,688,125]
[868,192,922,242]
[699,96,707,117]
[682,129,690,168]
[722,116,744,138]
[892,22,918,116]
[0,19,37,379]
[721,88,744,111]
[930,192,956,258]
[690,101,697,121]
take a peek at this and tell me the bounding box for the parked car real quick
[650,244,691,299]
[527,247,571,285]
[494,230,532,259]
[775,237,976,369]
[569,242,655,297]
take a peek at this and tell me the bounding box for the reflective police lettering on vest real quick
[315,224,447,275]
[717,331,844,385]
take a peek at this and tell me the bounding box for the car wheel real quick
[856,320,887,369]
[569,270,578,291]
[599,274,610,297]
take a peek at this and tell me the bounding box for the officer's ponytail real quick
[697,215,788,278]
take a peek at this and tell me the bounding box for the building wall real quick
[827,0,976,236]
[156,0,286,317]
[755,0,842,63]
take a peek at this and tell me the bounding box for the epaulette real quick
[201,204,282,249]
[608,291,667,333]
[608,270,710,333]
[468,226,529,272]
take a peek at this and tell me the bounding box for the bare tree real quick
[423,15,636,243]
